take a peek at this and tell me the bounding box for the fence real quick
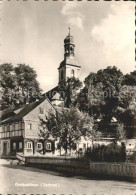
[89,162,136,182]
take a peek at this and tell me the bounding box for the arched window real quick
[70,47,73,51]
[71,69,75,77]
[61,70,64,80]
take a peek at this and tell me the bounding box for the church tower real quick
[58,28,81,84]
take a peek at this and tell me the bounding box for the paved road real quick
[0,159,136,195]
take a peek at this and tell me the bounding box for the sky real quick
[0,1,135,92]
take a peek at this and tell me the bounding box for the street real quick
[0,159,135,195]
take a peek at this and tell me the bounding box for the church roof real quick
[64,35,74,45]
[44,86,59,100]
[58,56,81,69]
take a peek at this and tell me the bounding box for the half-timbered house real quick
[0,98,60,157]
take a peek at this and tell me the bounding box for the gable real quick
[23,99,56,121]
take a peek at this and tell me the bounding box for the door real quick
[3,142,8,156]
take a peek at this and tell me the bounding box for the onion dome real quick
[64,35,74,44]
[64,27,74,45]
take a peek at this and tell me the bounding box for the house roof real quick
[0,98,67,125]
[0,98,46,124]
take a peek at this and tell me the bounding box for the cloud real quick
[68,17,83,30]
[61,1,84,29]
[61,1,77,15]
[91,2,135,73]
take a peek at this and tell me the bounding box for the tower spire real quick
[58,30,81,84]
[68,26,70,36]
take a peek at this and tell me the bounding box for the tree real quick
[38,116,52,154]
[123,70,136,86]
[77,66,123,121]
[117,108,136,138]
[115,122,126,142]
[85,142,126,162]
[58,77,82,108]
[76,87,89,113]
[94,66,123,121]
[0,63,16,110]
[0,63,42,110]
[39,107,98,155]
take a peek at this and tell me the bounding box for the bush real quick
[85,142,126,162]
[129,152,136,163]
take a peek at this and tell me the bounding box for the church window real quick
[61,70,64,80]
[71,69,75,77]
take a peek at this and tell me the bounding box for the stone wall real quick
[24,156,136,182]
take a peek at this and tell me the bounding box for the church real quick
[45,28,81,103]
[58,28,81,84]
[0,29,86,158]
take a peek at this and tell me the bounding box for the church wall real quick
[59,67,66,83]
[65,65,80,79]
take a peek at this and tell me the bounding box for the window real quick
[10,124,12,131]
[18,122,22,130]
[0,126,2,133]
[12,124,15,131]
[19,142,22,149]
[18,131,22,136]
[15,131,19,137]
[46,143,51,150]
[61,70,64,80]
[83,143,86,148]
[7,125,10,131]
[71,69,75,77]
[27,142,32,149]
[5,126,7,132]
[13,142,16,150]
[39,107,44,114]
[37,143,42,149]
[27,123,32,130]
[2,133,4,138]
[15,123,18,130]
[2,126,5,132]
